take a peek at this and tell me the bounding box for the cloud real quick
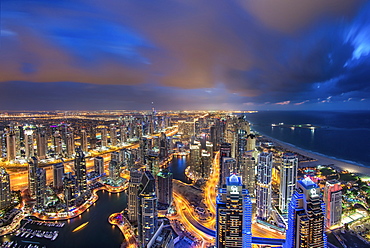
[0,0,370,110]
[275,101,291,105]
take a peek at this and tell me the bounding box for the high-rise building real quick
[24,129,34,159]
[219,143,232,187]
[156,169,173,206]
[109,160,120,182]
[0,167,11,209]
[63,172,76,208]
[128,169,142,223]
[35,167,46,209]
[221,157,237,187]
[279,153,298,214]
[101,128,108,147]
[66,133,75,157]
[110,126,117,147]
[94,156,104,175]
[324,180,342,228]
[246,134,256,152]
[285,177,327,248]
[138,171,158,247]
[28,157,38,198]
[53,163,65,188]
[74,149,87,194]
[216,174,252,248]
[36,128,47,160]
[111,151,122,164]
[53,131,63,157]
[241,152,255,197]
[6,130,16,161]
[256,152,272,220]
[80,130,88,152]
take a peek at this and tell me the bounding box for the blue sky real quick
[1,0,370,110]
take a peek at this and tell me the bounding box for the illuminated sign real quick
[230,186,239,194]
[310,188,318,197]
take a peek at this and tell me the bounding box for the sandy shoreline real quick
[261,134,370,177]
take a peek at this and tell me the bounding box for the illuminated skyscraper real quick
[241,152,255,197]
[156,169,173,206]
[324,180,342,228]
[221,157,237,187]
[0,167,11,209]
[279,153,298,213]
[101,128,108,147]
[53,163,65,188]
[24,129,34,159]
[28,157,38,198]
[128,168,142,223]
[36,128,47,160]
[109,160,120,182]
[285,177,327,248]
[35,167,46,209]
[138,171,158,247]
[256,152,272,220]
[94,156,104,175]
[63,172,76,208]
[74,149,87,194]
[6,130,16,161]
[66,132,75,157]
[219,143,232,187]
[110,126,117,147]
[216,174,252,248]
[53,131,63,157]
[80,130,88,152]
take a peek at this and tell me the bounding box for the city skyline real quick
[1,1,370,111]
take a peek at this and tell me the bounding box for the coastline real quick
[261,134,370,177]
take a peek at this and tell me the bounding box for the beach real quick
[261,134,370,176]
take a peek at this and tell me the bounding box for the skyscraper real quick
[216,174,252,248]
[279,153,298,214]
[28,157,38,198]
[80,129,88,152]
[256,152,272,220]
[101,128,108,147]
[36,128,47,160]
[66,132,75,157]
[24,129,34,159]
[94,156,104,175]
[0,167,11,209]
[63,172,77,208]
[109,160,120,182]
[35,167,46,209]
[219,143,232,187]
[6,130,16,161]
[241,152,255,197]
[285,177,327,248]
[324,180,342,228]
[110,126,117,147]
[74,149,87,194]
[128,168,142,224]
[138,171,158,247]
[156,169,173,206]
[53,163,65,188]
[221,157,237,187]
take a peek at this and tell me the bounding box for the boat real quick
[51,231,59,241]
[72,222,89,232]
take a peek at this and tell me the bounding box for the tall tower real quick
[28,157,38,198]
[80,130,88,152]
[94,156,104,175]
[256,152,272,220]
[0,167,11,209]
[53,163,65,188]
[24,129,35,159]
[6,130,16,161]
[36,128,47,160]
[138,171,158,247]
[241,152,255,197]
[219,143,231,187]
[63,172,77,208]
[285,177,327,248]
[279,153,298,214]
[128,169,142,224]
[324,180,342,228]
[74,149,87,194]
[156,169,173,206]
[110,126,117,147]
[109,160,120,182]
[101,128,108,147]
[66,133,75,157]
[216,174,252,248]
[221,158,237,187]
[35,167,46,209]
[53,131,63,157]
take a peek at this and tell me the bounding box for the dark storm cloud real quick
[0,0,369,109]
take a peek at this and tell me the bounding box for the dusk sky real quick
[1,0,370,111]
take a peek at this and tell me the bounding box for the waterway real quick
[0,156,189,248]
